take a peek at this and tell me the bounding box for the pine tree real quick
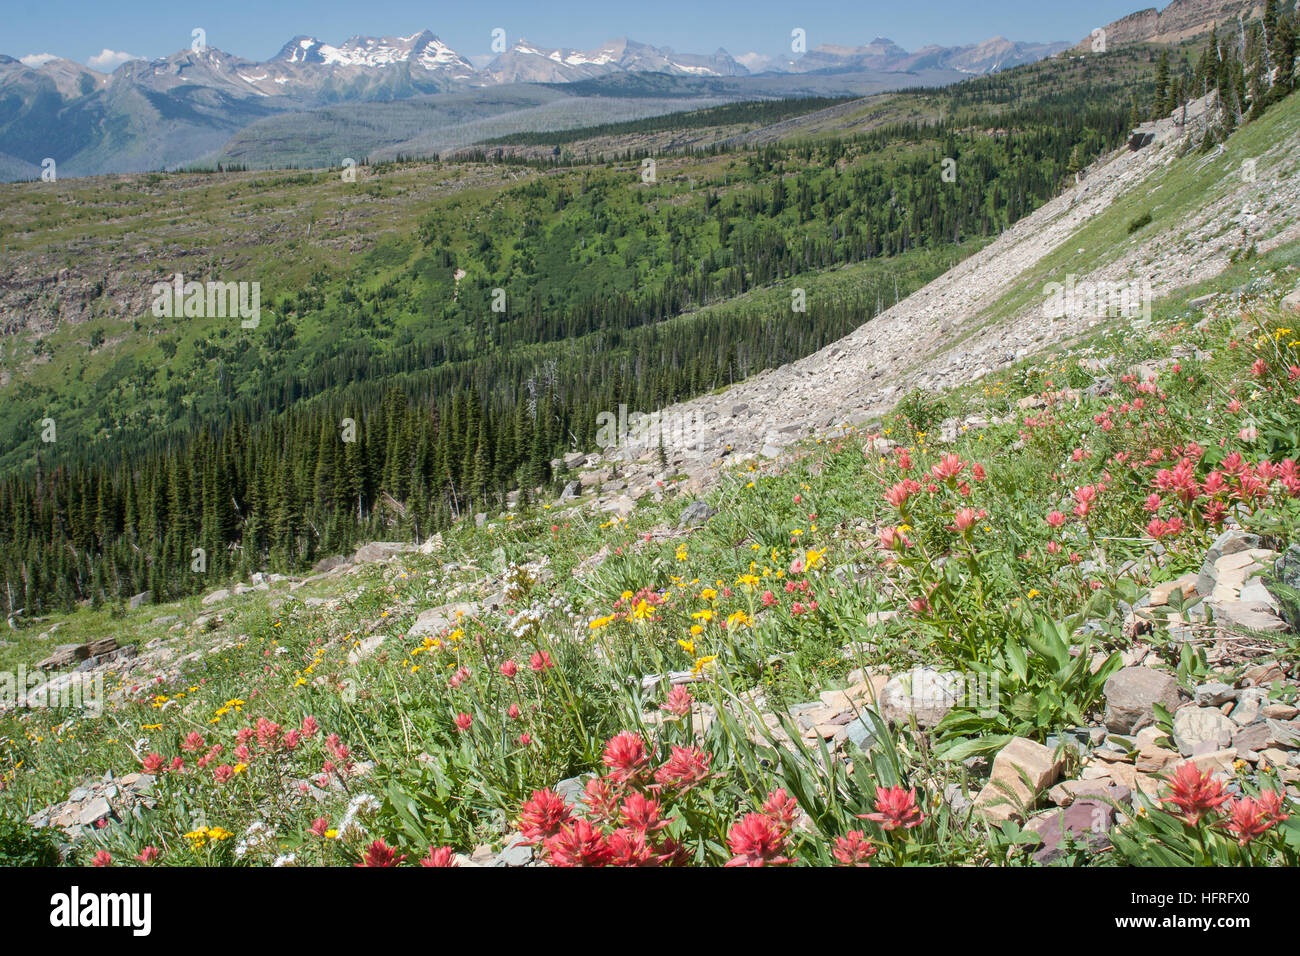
[1154,50,1171,117]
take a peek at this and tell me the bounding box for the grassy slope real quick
[2,224,1296,864]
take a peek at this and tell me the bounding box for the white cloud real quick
[20,53,60,68]
[87,48,141,71]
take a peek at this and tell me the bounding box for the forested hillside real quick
[4,20,1292,617]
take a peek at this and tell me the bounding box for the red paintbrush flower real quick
[859,785,925,831]
[725,813,792,867]
[832,831,877,866]
[356,839,406,867]
[518,789,573,843]
[603,731,651,785]
[544,819,610,867]
[420,846,458,867]
[1161,763,1230,826]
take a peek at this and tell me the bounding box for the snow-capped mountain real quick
[271,30,475,77]
[479,37,749,84]
[0,25,1071,181]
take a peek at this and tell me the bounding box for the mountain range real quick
[0,0,1248,181]
[0,29,1069,180]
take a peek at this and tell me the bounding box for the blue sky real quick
[6,0,1146,71]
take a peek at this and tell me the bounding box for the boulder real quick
[678,500,716,529]
[408,602,479,639]
[200,588,231,606]
[1025,799,1114,863]
[351,542,413,563]
[974,737,1065,822]
[311,555,350,574]
[1103,666,1180,733]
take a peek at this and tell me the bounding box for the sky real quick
[4,0,1148,71]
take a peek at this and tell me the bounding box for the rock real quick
[1134,724,1180,772]
[1283,280,1300,313]
[1229,689,1265,725]
[496,833,534,867]
[1262,703,1300,720]
[1149,573,1198,607]
[601,495,636,519]
[1243,662,1285,686]
[1266,719,1300,749]
[1212,601,1290,632]
[311,555,351,574]
[678,500,716,529]
[1077,761,1163,799]
[879,667,962,728]
[1239,578,1279,610]
[76,797,112,827]
[1196,530,1260,595]
[1047,779,1132,807]
[553,776,587,808]
[1172,707,1235,756]
[974,737,1065,822]
[844,715,881,752]
[1258,748,1293,768]
[1233,722,1272,754]
[128,590,152,610]
[1103,666,1180,733]
[1173,749,1237,775]
[347,635,387,665]
[152,614,179,626]
[560,480,581,500]
[1193,681,1237,707]
[200,588,231,606]
[408,602,479,638]
[351,542,413,563]
[1026,800,1114,863]
[419,534,444,555]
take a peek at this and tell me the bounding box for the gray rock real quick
[1212,601,1290,632]
[408,602,480,638]
[1193,681,1238,707]
[497,833,534,867]
[844,714,881,752]
[311,554,351,574]
[1103,666,1181,733]
[677,500,716,529]
[553,776,587,808]
[128,590,152,610]
[76,797,112,827]
[351,542,413,563]
[1197,530,1261,595]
